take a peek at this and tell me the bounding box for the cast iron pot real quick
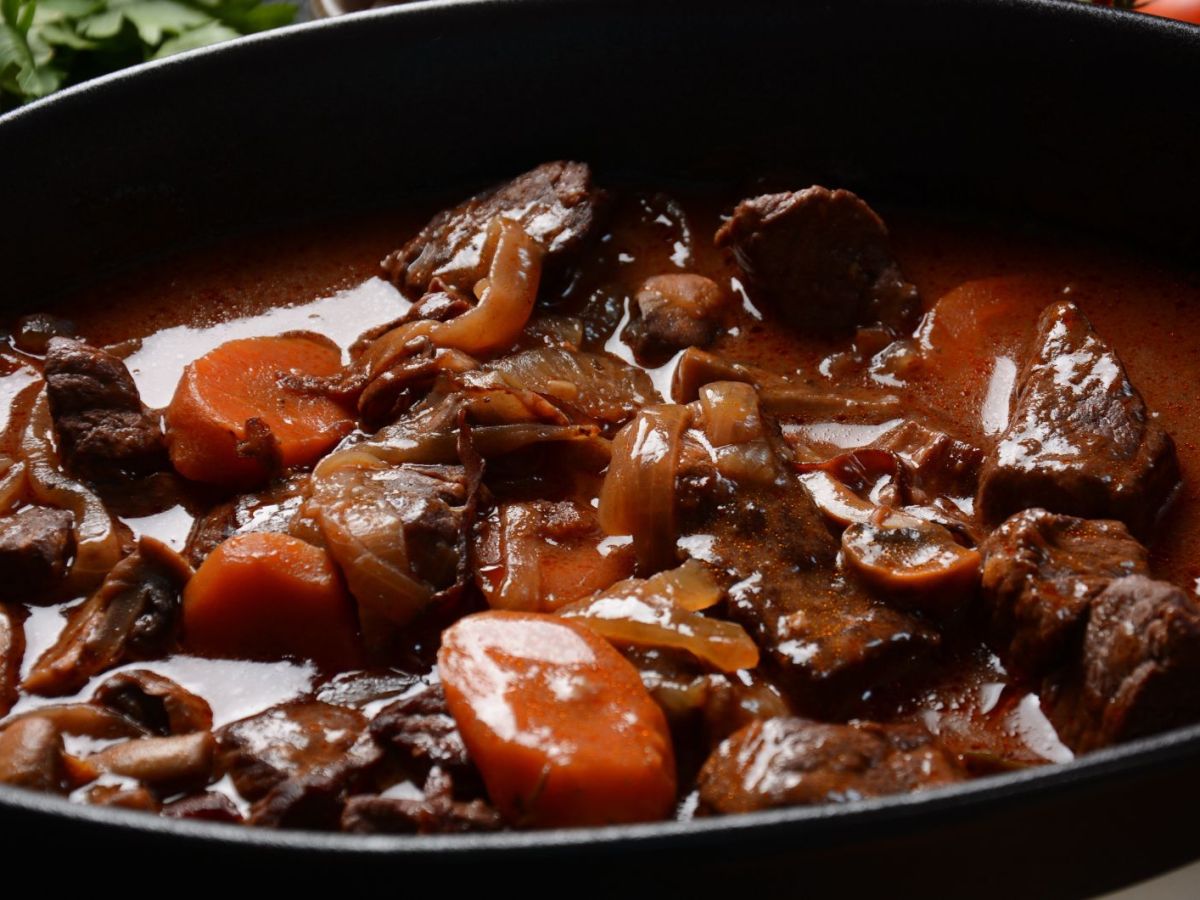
[2,1,1199,894]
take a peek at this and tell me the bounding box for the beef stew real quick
[0,162,1197,831]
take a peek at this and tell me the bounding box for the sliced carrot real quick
[165,335,353,487]
[438,611,676,827]
[474,502,636,612]
[182,532,362,669]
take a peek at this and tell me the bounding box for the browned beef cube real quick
[1044,575,1200,753]
[44,337,166,481]
[382,161,602,295]
[216,701,383,828]
[714,186,921,335]
[368,680,470,772]
[0,506,73,601]
[682,478,939,715]
[698,717,963,813]
[341,767,500,835]
[979,509,1149,673]
[977,301,1179,538]
[873,420,985,505]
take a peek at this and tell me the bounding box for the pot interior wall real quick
[1,0,1197,301]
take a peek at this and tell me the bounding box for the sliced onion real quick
[758,384,906,420]
[350,421,611,470]
[560,562,758,672]
[308,450,441,628]
[483,347,658,427]
[0,457,27,515]
[20,392,120,592]
[636,558,724,611]
[362,219,545,377]
[670,347,778,403]
[698,381,763,447]
[598,404,691,574]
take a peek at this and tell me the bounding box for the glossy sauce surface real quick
[5,188,1199,811]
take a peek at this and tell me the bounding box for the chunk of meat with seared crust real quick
[977,301,1179,538]
[368,680,471,772]
[680,475,939,716]
[183,474,309,567]
[715,186,920,335]
[979,509,1149,673]
[44,337,166,481]
[216,701,383,828]
[0,507,74,602]
[872,420,984,505]
[1043,575,1200,753]
[341,766,501,835]
[698,717,963,814]
[382,161,603,295]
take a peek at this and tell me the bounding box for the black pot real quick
[2,1,1199,894]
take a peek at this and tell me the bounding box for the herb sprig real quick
[0,0,295,108]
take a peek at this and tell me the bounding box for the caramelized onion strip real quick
[598,404,691,575]
[0,457,27,515]
[362,219,545,378]
[561,562,758,673]
[20,392,121,592]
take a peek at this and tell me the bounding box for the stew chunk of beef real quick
[382,161,602,295]
[1044,576,1200,752]
[977,301,1179,537]
[341,766,501,835]
[0,506,73,601]
[979,509,1149,672]
[681,476,939,716]
[44,337,166,481]
[697,717,963,813]
[368,680,470,772]
[216,701,384,828]
[714,186,920,335]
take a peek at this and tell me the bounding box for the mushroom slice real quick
[23,537,193,696]
[92,670,213,736]
[0,716,68,792]
[841,511,980,616]
[87,731,215,790]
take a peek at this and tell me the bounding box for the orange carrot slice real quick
[165,335,353,487]
[439,611,676,827]
[182,532,361,669]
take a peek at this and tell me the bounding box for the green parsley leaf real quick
[153,16,234,56]
[0,0,296,108]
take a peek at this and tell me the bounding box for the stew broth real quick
[1,169,1198,828]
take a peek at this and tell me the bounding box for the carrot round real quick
[165,335,353,487]
[438,610,676,827]
[182,532,362,669]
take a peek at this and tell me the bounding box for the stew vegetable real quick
[1,161,1198,831]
